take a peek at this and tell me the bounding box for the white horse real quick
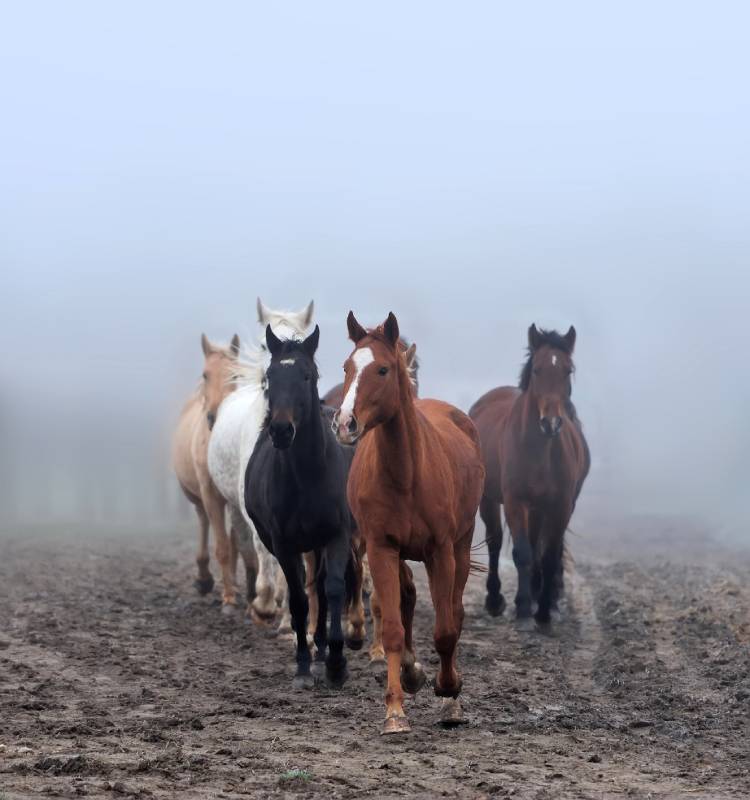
[208,299,314,620]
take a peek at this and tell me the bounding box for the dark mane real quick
[519,329,575,392]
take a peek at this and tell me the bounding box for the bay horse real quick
[335,312,485,735]
[173,334,258,607]
[245,325,355,689]
[207,299,314,619]
[469,324,590,629]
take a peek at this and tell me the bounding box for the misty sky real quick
[2,3,749,529]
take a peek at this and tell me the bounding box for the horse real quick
[244,325,355,689]
[173,333,258,607]
[469,324,590,630]
[321,338,419,666]
[335,312,485,735]
[207,299,314,618]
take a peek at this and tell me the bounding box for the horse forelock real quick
[519,329,576,392]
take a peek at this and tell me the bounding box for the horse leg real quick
[322,532,349,688]
[480,496,506,616]
[275,567,292,634]
[304,551,319,642]
[435,527,474,726]
[367,544,408,734]
[311,554,328,677]
[529,509,543,605]
[425,545,461,703]
[276,549,313,689]
[535,513,568,630]
[505,499,534,626]
[202,485,237,612]
[368,587,386,667]
[229,507,258,617]
[193,501,214,595]
[249,527,278,625]
[399,561,426,695]
[345,537,366,650]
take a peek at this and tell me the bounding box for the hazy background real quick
[1,2,748,538]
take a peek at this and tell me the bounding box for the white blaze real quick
[340,347,374,422]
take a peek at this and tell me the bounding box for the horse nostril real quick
[347,416,357,434]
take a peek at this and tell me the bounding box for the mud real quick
[1,516,748,799]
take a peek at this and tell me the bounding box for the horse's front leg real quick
[367,543,408,734]
[322,532,349,687]
[249,526,278,625]
[275,548,312,689]
[505,499,534,628]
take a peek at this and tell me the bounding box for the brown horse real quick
[173,334,257,609]
[335,312,484,735]
[469,325,590,629]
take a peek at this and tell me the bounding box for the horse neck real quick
[372,368,420,491]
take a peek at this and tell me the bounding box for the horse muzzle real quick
[540,416,563,437]
[269,419,296,449]
[333,410,360,446]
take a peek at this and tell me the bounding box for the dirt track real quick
[1,516,749,799]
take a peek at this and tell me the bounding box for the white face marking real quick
[340,347,374,419]
[279,358,295,366]
[551,354,557,366]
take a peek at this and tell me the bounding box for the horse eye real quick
[378,366,389,376]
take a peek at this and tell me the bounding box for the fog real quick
[1,3,748,539]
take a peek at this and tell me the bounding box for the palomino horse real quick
[469,325,590,629]
[173,334,258,607]
[207,299,314,618]
[245,326,355,688]
[335,312,485,735]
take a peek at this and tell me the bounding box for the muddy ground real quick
[1,513,748,799]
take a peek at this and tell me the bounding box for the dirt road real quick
[1,515,748,799]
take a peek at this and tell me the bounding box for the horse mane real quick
[518,329,575,392]
[228,344,266,390]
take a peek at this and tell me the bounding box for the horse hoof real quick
[368,658,387,684]
[346,636,365,651]
[439,698,467,727]
[221,603,238,617]
[484,594,507,617]
[311,660,326,679]
[515,616,535,632]
[325,667,349,689]
[194,576,214,595]
[248,606,275,627]
[292,674,315,691]
[401,663,427,695]
[381,714,411,736]
[535,620,554,636]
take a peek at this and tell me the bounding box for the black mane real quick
[519,329,575,392]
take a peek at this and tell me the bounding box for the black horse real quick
[245,325,354,689]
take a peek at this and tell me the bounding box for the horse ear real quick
[301,300,314,329]
[347,311,367,343]
[303,325,320,357]
[384,312,399,347]
[564,325,576,353]
[404,342,417,370]
[266,324,283,357]
[528,324,542,351]
[257,297,271,325]
[201,333,212,357]
[230,334,240,357]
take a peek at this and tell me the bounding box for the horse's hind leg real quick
[399,561,426,695]
[312,554,328,677]
[304,551,318,642]
[193,501,214,595]
[368,587,385,666]
[480,496,506,616]
[535,514,568,629]
[229,507,258,617]
[201,484,237,611]
[425,545,461,701]
[249,529,278,624]
[344,536,365,650]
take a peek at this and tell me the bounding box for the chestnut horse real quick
[173,334,258,606]
[335,312,484,735]
[469,325,590,630]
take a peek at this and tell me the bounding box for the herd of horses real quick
[173,300,590,735]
